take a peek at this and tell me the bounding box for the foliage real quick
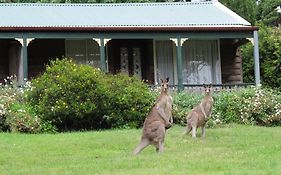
[5,102,41,133]
[257,0,281,27]
[220,0,258,25]
[172,91,203,126]
[27,58,155,131]
[172,87,281,127]
[0,76,56,133]
[27,58,108,130]
[239,88,281,126]
[0,76,21,131]
[241,25,281,91]
[102,73,156,128]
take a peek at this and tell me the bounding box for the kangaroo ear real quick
[160,79,163,83]
[203,84,206,88]
[166,77,169,83]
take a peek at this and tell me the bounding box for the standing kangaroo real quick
[133,78,173,155]
[184,84,214,138]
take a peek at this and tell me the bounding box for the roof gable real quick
[0,2,253,31]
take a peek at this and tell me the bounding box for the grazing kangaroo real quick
[133,78,173,155]
[184,84,214,138]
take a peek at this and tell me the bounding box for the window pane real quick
[87,40,100,68]
[182,40,221,84]
[66,39,100,68]
[155,40,175,85]
[65,40,86,64]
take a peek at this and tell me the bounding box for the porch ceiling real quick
[0,2,256,32]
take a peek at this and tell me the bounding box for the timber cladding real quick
[220,39,243,84]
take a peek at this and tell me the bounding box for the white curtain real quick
[182,40,221,84]
[155,40,175,85]
[65,39,100,68]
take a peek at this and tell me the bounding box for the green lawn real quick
[1,124,281,175]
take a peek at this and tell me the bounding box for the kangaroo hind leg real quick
[133,138,150,155]
[183,124,192,135]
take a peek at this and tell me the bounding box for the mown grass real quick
[1,124,281,175]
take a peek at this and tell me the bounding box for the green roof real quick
[0,1,252,30]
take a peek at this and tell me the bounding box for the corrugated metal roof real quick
[0,2,253,31]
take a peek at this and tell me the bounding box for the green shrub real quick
[212,88,256,124]
[27,59,156,131]
[27,58,108,130]
[0,76,26,131]
[172,91,203,126]
[0,76,55,133]
[172,87,281,127]
[103,73,156,128]
[239,88,281,126]
[5,102,41,133]
[242,25,281,91]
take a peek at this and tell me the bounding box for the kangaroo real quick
[133,78,173,155]
[184,84,214,138]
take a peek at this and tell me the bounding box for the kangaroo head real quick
[203,84,212,95]
[160,77,169,93]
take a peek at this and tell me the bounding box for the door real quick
[120,46,142,79]
[107,39,154,83]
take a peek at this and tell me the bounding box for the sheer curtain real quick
[65,39,100,68]
[182,40,221,84]
[155,40,175,85]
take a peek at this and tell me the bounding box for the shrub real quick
[239,88,281,126]
[241,25,281,91]
[0,76,55,133]
[27,58,156,131]
[103,73,156,128]
[172,87,281,127]
[172,91,203,126]
[27,58,107,130]
[0,76,26,131]
[5,102,41,133]
[211,88,256,124]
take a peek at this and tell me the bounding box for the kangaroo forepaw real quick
[165,122,172,129]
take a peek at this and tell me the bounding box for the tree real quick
[241,24,281,91]
[219,0,258,25]
[257,0,281,26]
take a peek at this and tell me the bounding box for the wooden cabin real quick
[0,1,260,89]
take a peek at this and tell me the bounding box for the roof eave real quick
[0,26,259,32]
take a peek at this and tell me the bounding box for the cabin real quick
[0,1,260,90]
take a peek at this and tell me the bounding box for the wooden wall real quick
[220,39,243,84]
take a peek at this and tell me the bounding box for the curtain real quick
[65,39,100,68]
[182,40,221,84]
[155,40,175,85]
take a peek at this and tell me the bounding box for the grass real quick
[1,124,281,175]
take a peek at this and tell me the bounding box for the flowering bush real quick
[0,76,55,133]
[172,91,203,125]
[211,88,256,125]
[5,103,41,133]
[27,58,155,131]
[0,75,23,131]
[172,87,281,127]
[239,88,281,126]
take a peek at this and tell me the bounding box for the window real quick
[65,39,100,68]
[182,40,221,84]
[155,40,176,85]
